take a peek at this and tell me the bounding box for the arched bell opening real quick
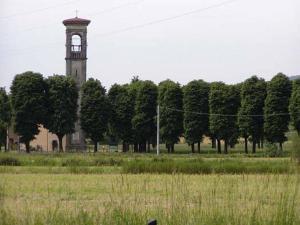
[71,34,82,52]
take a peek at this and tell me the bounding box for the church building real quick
[7,16,91,151]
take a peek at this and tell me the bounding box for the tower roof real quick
[63,17,91,26]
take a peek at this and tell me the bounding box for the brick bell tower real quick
[63,16,91,151]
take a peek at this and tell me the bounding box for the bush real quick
[266,143,284,157]
[0,157,21,166]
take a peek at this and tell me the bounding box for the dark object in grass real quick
[148,219,157,225]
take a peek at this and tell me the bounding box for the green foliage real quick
[265,143,284,157]
[0,88,11,126]
[132,80,157,152]
[10,71,47,153]
[108,84,134,151]
[291,134,300,164]
[158,80,183,152]
[209,83,240,153]
[289,79,300,135]
[238,76,266,153]
[123,158,291,174]
[264,73,291,148]
[45,75,78,151]
[0,157,21,166]
[81,78,110,152]
[183,80,209,152]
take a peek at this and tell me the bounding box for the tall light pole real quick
[156,105,160,156]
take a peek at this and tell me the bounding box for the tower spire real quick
[75,9,78,18]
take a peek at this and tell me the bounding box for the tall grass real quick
[123,158,293,174]
[0,174,299,225]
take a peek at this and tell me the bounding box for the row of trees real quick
[1,72,299,153]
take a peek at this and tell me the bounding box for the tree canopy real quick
[0,88,11,150]
[158,80,183,153]
[264,73,291,150]
[238,76,266,153]
[183,80,209,153]
[10,71,47,153]
[209,82,240,154]
[108,84,134,152]
[81,78,110,152]
[132,80,157,152]
[45,75,78,152]
[289,79,300,135]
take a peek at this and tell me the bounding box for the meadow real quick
[0,138,299,225]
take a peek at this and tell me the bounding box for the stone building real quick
[7,16,91,151]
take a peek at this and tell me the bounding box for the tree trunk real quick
[94,141,98,153]
[212,137,216,149]
[252,140,256,154]
[4,135,7,151]
[134,143,138,152]
[257,141,261,149]
[279,142,283,151]
[197,142,200,153]
[261,138,264,149]
[191,143,195,153]
[244,137,248,154]
[224,140,228,154]
[167,144,170,153]
[25,141,30,153]
[171,144,174,153]
[217,139,221,154]
[147,141,151,152]
[126,143,130,152]
[58,135,63,152]
[122,141,125,152]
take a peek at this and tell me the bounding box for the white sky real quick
[0,0,299,91]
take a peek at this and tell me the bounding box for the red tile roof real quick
[63,17,91,26]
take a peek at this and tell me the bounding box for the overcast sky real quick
[0,0,299,91]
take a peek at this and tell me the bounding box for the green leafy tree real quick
[209,83,240,154]
[81,78,110,152]
[0,88,11,151]
[158,80,183,153]
[289,79,300,135]
[127,79,142,152]
[264,73,291,150]
[238,76,266,153]
[45,75,78,152]
[132,80,157,152]
[183,80,209,153]
[10,71,47,153]
[108,84,134,152]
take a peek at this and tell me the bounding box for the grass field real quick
[0,137,299,225]
[0,174,299,225]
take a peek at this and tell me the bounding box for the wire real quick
[2,0,240,55]
[0,0,145,41]
[162,106,296,118]
[92,0,240,38]
[0,0,83,20]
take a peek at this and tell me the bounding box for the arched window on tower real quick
[71,34,81,52]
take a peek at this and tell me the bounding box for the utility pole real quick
[156,105,160,156]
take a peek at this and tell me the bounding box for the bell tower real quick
[63,16,91,151]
